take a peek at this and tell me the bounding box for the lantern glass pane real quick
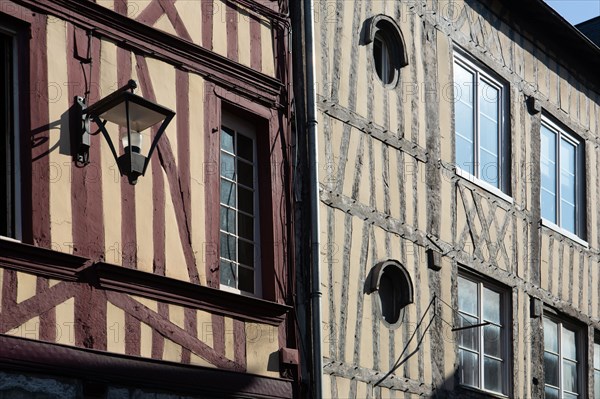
[99,99,167,133]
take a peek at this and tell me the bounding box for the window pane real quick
[458,313,479,351]
[459,349,479,387]
[541,190,557,224]
[458,277,478,315]
[454,63,474,175]
[220,233,236,262]
[221,127,234,153]
[562,327,577,360]
[561,201,576,233]
[220,206,236,233]
[483,287,500,324]
[479,81,499,121]
[564,393,579,399]
[563,359,578,393]
[594,370,600,399]
[220,179,236,207]
[594,343,600,369]
[374,35,384,81]
[479,147,498,187]
[541,126,557,223]
[238,213,254,241]
[238,186,254,215]
[238,240,254,267]
[220,153,235,180]
[220,260,237,288]
[544,317,558,352]
[456,133,475,175]
[484,324,501,358]
[238,159,254,188]
[237,133,253,162]
[238,266,254,293]
[0,35,14,239]
[544,386,559,399]
[560,138,577,233]
[544,352,559,387]
[483,356,502,393]
[479,81,499,187]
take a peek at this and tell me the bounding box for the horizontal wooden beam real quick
[317,96,429,163]
[0,240,291,326]
[0,334,293,398]
[91,262,292,326]
[0,240,88,281]
[323,358,434,395]
[13,0,284,108]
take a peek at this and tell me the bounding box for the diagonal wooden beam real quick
[158,0,193,42]
[106,291,244,371]
[458,182,483,259]
[0,281,76,333]
[472,192,495,263]
[135,0,163,26]
[135,55,200,285]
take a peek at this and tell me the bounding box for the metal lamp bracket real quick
[76,96,91,165]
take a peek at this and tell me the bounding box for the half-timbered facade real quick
[292,0,600,397]
[0,0,297,397]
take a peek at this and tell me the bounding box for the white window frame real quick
[457,273,510,395]
[594,337,600,399]
[0,25,21,242]
[219,110,261,297]
[453,49,510,197]
[543,315,584,399]
[540,116,585,241]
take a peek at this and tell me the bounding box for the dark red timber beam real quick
[249,10,262,71]
[29,13,51,248]
[66,22,108,352]
[116,43,143,357]
[226,1,239,62]
[15,0,283,107]
[115,0,138,272]
[107,291,242,370]
[134,55,200,284]
[202,0,214,50]
[0,334,293,398]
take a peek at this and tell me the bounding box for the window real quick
[373,32,391,84]
[219,111,260,295]
[543,317,582,399]
[594,338,600,399]
[457,275,509,394]
[453,51,509,194]
[366,260,414,326]
[540,117,585,238]
[365,14,408,88]
[0,28,20,240]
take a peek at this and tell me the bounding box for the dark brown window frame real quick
[204,83,290,305]
[0,14,29,242]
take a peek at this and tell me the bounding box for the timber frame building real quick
[292,0,600,398]
[0,0,299,398]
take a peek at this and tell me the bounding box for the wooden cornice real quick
[12,0,284,108]
[89,262,292,326]
[0,240,88,281]
[0,334,293,398]
[0,240,291,326]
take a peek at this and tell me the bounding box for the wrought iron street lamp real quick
[76,79,175,184]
